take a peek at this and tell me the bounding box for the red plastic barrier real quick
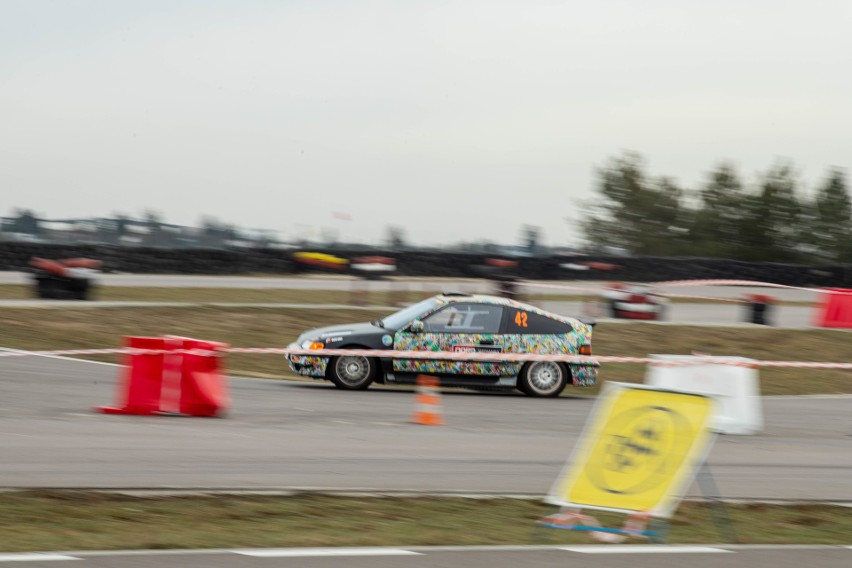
[179,339,230,417]
[30,257,101,274]
[95,337,166,415]
[61,258,102,269]
[30,258,69,277]
[815,288,852,328]
[95,336,229,417]
[485,258,517,268]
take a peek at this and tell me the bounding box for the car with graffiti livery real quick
[287,293,598,397]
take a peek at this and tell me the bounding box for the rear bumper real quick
[571,364,597,386]
[612,301,663,320]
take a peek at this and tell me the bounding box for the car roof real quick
[435,293,583,325]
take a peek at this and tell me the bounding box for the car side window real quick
[503,308,573,334]
[422,304,503,333]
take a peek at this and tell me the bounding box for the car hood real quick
[295,321,387,344]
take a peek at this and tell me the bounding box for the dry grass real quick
[0,491,850,551]
[586,322,852,396]
[1,298,848,551]
[0,306,849,394]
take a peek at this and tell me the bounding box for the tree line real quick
[582,152,852,263]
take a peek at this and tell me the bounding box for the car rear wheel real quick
[519,361,568,397]
[329,354,376,390]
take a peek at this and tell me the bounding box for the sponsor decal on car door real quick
[392,304,510,376]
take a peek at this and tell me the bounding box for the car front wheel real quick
[328,354,376,390]
[519,361,568,397]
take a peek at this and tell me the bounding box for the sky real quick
[2,0,851,247]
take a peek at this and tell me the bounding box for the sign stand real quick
[536,382,739,544]
[535,462,738,544]
[534,509,663,543]
[694,462,738,544]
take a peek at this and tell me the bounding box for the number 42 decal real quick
[514,311,528,327]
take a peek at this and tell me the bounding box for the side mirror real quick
[409,320,424,333]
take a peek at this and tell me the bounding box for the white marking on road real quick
[0,544,848,561]
[769,394,852,400]
[0,553,78,562]
[232,547,421,557]
[559,545,731,554]
[0,347,118,367]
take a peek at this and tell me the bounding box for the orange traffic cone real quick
[411,375,444,425]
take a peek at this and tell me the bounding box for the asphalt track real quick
[1,545,850,568]
[1,273,848,561]
[2,354,850,501]
[0,272,824,327]
[0,271,822,301]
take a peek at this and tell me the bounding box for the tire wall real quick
[0,243,850,287]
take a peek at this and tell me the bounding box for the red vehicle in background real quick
[29,257,101,300]
[601,283,669,320]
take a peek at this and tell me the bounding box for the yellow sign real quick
[548,383,715,517]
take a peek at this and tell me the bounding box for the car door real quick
[392,303,509,376]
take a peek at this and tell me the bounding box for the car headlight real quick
[301,339,325,350]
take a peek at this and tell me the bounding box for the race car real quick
[287,293,598,397]
[601,283,669,320]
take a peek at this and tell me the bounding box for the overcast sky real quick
[2,0,851,247]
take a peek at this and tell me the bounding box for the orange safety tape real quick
[2,346,852,370]
[520,278,852,299]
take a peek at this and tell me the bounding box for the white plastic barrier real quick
[644,355,763,435]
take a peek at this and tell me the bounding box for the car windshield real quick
[379,297,442,330]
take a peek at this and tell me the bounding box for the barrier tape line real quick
[518,278,852,301]
[650,279,852,295]
[516,281,753,303]
[653,294,743,304]
[1,346,851,369]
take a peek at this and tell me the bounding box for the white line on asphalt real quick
[2,545,850,561]
[0,554,78,562]
[769,394,852,400]
[0,347,118,367]
[0,346,304,384]
[232,547,422,557]
[559,545,732,554]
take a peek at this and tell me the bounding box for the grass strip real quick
[0,306,849,395]
[0,492,850,551]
